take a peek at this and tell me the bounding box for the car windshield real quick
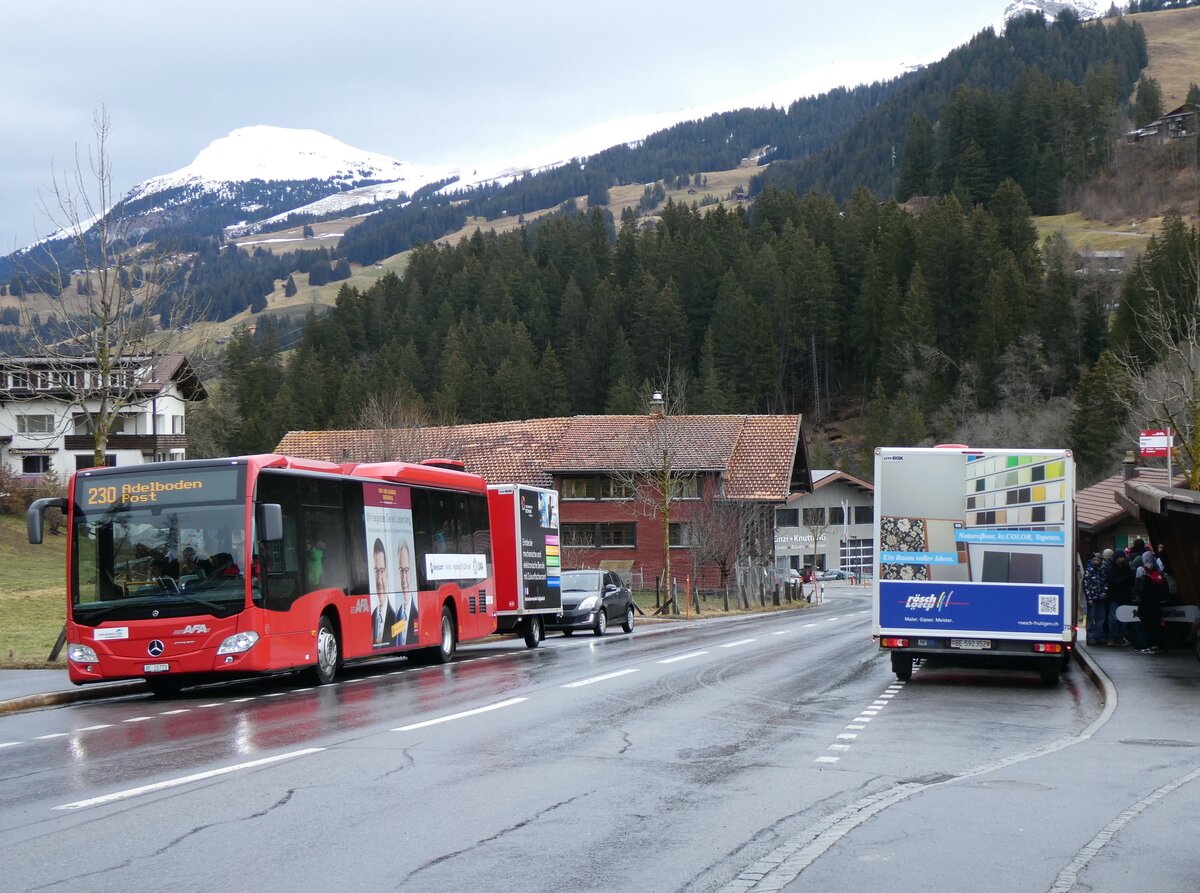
[71,465,248,624]
[560,570,601,591]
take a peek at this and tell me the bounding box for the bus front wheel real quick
[311,615,341,685]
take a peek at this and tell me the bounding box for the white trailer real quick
[872,447,1076,685]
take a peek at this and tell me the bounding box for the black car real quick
[547,569,635,636]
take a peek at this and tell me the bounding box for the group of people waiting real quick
[1083,538,1174,654]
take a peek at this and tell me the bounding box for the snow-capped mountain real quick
[1003,0,1103,23]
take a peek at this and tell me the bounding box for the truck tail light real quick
[880,637,909,648]
[1033,643,1063,653]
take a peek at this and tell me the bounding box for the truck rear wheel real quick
[891,652,913,682]
[522,615,543,648]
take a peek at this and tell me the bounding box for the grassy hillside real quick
[0,514,67,667]
[1132,5,1200,107]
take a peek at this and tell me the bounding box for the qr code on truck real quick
[1038,594,1059,615]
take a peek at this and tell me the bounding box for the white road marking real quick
[815,756,840,763]
[861,709,880,716]
[264,692,287,697]
[720,638,757,648]
[824,617,840,622]
[658,651,708,664]
[35,733,68,740]
[122,717,152,723]
[846,724,866,730]
[54,748,325,811]
[871,701,888,707]
[853,716,873,723]
[0,742,19,749]
[393,697,528,731]
[803,623,818,628]
[772,630,790,636]
[837,733,857,740]
[159,709,190,715]
[562,669,640,688]
[828,744,851,752]
[196,703,221,708]
[230,697,256,703]
[77,724,113,731]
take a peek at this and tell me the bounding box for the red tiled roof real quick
[276,414,809,502]
[1076,467,1185,531]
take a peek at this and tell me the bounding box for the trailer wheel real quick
[522,615,543,648]
[311,614,341,685]
[430,604,457,664]
[891,652,913,682]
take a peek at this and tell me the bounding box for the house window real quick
[775,508,799,527]
[560,523,596,547]
[668,523,695,547]
[854,505,874,525]
[561,477,598,499]
[829,506,845,525]
[599,523,636,547]
[75,454,116,471]
[803,507,826,526]
[598,476,634,499]
[10,371,29,389]
[16,414,54,435]
[668,477,700,500]
[22,455,52,474]
[171,415,185,435]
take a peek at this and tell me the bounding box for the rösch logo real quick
[904,591,954,612]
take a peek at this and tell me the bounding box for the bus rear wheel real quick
[430,605,457,664]
[311,615,341,685]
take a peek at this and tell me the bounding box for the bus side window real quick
[302,506,347,593]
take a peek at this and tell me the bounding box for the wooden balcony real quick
[63,434,188,452]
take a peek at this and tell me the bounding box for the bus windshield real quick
[71,465,249,624]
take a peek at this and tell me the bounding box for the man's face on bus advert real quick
[373,542,388,604]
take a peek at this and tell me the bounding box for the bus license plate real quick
[950,639,990,650]
[143,663,170,673]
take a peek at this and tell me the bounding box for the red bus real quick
[27,455,501,695]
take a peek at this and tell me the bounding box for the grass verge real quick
[0,514,67,667]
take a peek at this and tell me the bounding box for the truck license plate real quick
[143,663,170,673]
[950,639,990,650]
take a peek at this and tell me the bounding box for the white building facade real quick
[774,470,874,578]
[0,355,206,481]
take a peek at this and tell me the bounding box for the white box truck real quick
[872,447,1076,685]
[488,484,561,647]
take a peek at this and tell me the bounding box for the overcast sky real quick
[0,0,1010,251]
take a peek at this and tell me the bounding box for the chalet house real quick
[0,354,206,480]
[773,470,874,578]
[1076,460,1184,560]
[276,412,812,590]
[1126,103,1197,143]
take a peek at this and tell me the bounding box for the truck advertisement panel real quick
[517,486,561,611]
[875,449,1073,637]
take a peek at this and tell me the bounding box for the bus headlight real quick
[217,631,260,655]
[67,643,98,663]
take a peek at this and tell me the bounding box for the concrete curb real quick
[0,681,147,716]
[1072,642,1115,707]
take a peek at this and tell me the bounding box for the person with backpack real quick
[1135,549,1169,654]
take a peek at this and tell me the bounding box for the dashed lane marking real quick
[720,639,757,648]
[562,668,640,688]
[54,747,326,811]
[657,651,709,664]
[392,697,528,731]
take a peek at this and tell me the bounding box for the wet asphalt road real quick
[0,586,1111,892]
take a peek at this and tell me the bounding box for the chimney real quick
[1122,450,1138,480]
[649,391,664,418]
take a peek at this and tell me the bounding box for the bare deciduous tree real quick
[355,389,455,463]
[7,107,205,466]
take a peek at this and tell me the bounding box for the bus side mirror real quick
[27,497,68,545]
[258,503,284,543]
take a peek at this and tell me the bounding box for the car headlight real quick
[67,643,98,663]
[578,595,600,612]
[217,631,260,655]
